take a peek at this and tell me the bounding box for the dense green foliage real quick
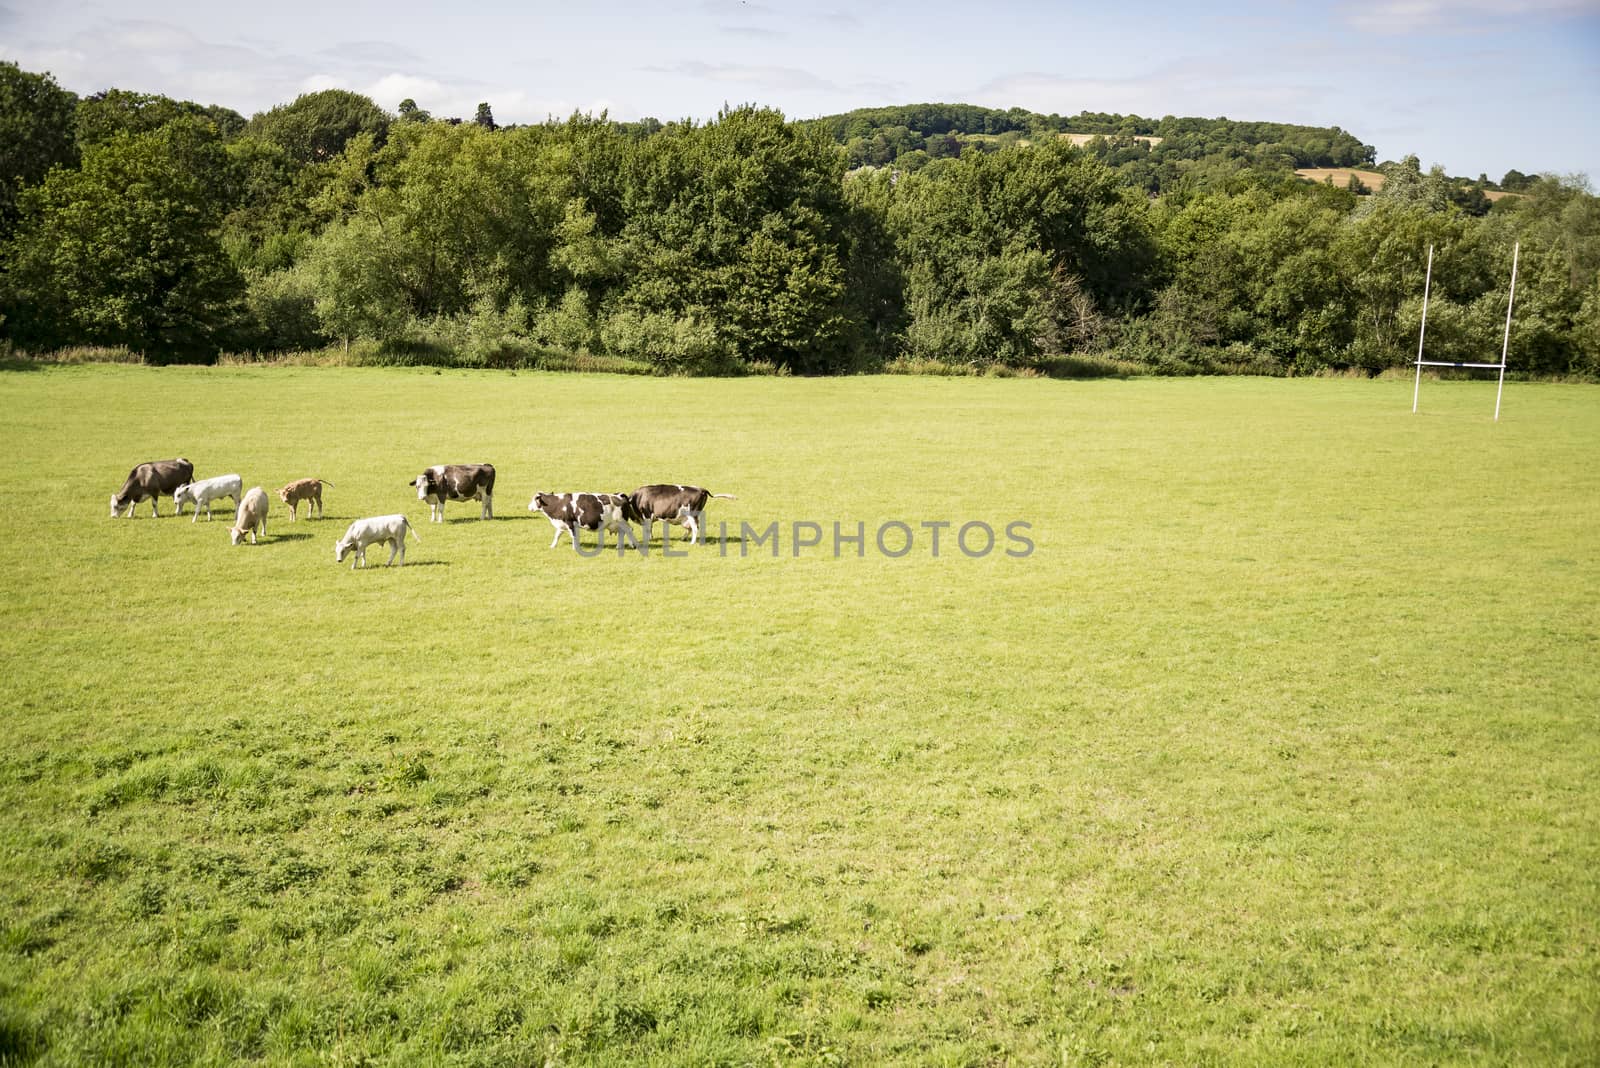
[74,88,245,149]
[3,119,243,359]
[0,63,78,238]
[1,67,1597,375]
[2,367,1597,1064]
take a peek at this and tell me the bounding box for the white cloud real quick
[296,70,614,124]
[1338,0,1600,32]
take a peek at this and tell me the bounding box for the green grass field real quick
[1,366,1597,1066]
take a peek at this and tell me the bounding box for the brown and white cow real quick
[110,458,194,518]
[278,478,332,521]
[411,464,495,522]
[529,492,635,550]
[624,484,737,547]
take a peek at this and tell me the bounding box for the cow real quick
[529,492,636,550]
[277,478,332,521]
[411,464,495,522]
[624,484,738,547]
[172,473,242,523]
[227,487,271,545]
[334,514,420,569]
[109,458,194,518]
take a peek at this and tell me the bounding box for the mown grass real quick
[1,366,1596,1066]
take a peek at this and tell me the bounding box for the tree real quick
[887,139,1156,365]
[397,98,432,124]
[3,118,243,359]
[246,90,389,164]
[0,63,79,237]
[76,88,242,148]
[606,106,854,372]
[474,102,496,130]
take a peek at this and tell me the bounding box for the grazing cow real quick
[227,487,271,545]
[529,492,635,550]
[334,514,420,569]
[173,473,242,523]
[411,464,495,522]
[110,458,194,518]
[624,484,738,547]
[277,478,332,521]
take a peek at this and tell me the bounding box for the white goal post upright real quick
[1494,241,1520,422]
[1412,244,1434,414]
[1412,241,1520,422]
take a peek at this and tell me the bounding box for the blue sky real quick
[3,0,1597,181]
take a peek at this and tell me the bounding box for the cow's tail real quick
[319,479,335,487]
[710,493,738,500]
[406,519,421,543]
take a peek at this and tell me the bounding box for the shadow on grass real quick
[0,358,45,373]
[265,532,314,543]
[442,514,532,524]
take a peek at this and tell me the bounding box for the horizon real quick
[3,1,1598,182]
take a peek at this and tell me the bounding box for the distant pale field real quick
[1293,168,1519,203]
[1,367,1596,1065]
[1296,167,1389,191]
[1059,132,1164,147]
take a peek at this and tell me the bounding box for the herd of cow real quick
[109,458,737,568]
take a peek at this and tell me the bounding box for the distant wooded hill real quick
[806,103,1377,190]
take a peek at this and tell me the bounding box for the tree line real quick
[1,62,1596,377]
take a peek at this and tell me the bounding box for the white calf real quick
[335,514,420,569]
[173,473,242,522]
[228,487,270,545]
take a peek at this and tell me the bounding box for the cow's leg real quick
[483,492,493,520]
[386,538,399,566]
[150,497,160,518]
[639,518,652,550]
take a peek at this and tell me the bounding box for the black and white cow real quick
[529,492,635,550]
[624,484,737,547]
[110,458,194,518]
[411,464,495,522]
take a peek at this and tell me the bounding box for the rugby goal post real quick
[1411,241,1519,421]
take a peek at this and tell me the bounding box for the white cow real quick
[335,514,420,569]
[227,487,270,545]
[173,473,242,522]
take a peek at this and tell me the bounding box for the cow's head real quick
[334,537,354,563]
[172,483,193,505]
[530,492,556,516]
[229,526,247,546]
[277,486,293,504]
[109,493,125,518]
[411,473,434,500]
